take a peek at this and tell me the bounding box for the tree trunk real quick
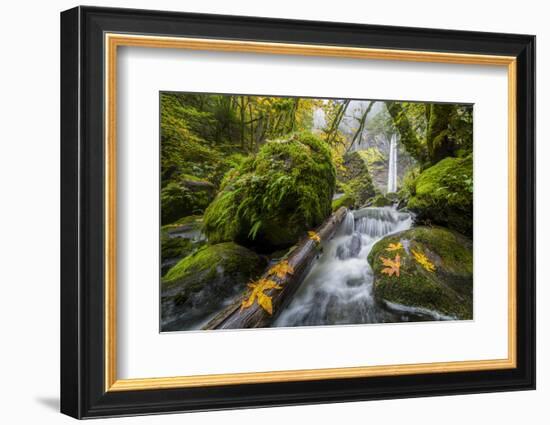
[239,96,247,149]
[325,100,350,146]
[426,103,455,163]
[204,207,348,330]
[386,101,428,164]
[248,100,255,151]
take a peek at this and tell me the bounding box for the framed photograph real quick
[60,6,535,419]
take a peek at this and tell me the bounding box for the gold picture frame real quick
[104,33,517,392]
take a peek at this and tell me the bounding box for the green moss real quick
[332,192,356,211]
[161,242,267,330]
[203,132,336,251]
[357,147,385,167]
[161,179,215,225]
[161,233,194,260]
[407,154,473,236]
[337,151,376,207]
[162,215,203,231]
[163,242,266,289]
[396,167,421,206]
[368,226,473,319]
[369,194,394,207]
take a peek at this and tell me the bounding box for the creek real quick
[273,207,444,327]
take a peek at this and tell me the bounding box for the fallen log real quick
[204,207,348,330]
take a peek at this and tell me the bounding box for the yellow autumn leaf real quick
[256,292,274,315]
[380,254,401,277]
[385,242,403,252]
[411,249,436,272]
[268,260,294,279]
[240,278,282,315]
[308,231,321,244]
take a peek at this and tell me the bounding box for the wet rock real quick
[336,233,362,259]
[368,226,473,320]
[161,243,267,331]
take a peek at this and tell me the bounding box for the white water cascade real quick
[387,133,398,193]
[273,207,435,327]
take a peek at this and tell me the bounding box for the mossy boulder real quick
[368,226,473,320]
[161,178,215,225]
[336,151,376,208]
[407,155,473,236]
[203,132,336,251]
[161,242,267,331]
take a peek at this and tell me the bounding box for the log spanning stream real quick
[272,207,430,327]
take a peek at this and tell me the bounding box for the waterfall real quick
[273,207,424,327]
[387,133,398,193]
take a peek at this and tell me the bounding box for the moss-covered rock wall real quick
[407,154,473,236]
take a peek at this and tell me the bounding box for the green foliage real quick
[160,93,221,186]
[203,132,336,251]
[160,180,214,225]
[407,154,473,236]
[358,147,385,166]
[386,102,429,164]
[321,99,350,147]
[369,194,394,207]
[396,166,421,203]
[335,151,376,208]
[447,105,473,157]
[332,192,356,211]
[368,226,473,319]
[161,233,194,262]
[160,93,325,226]
[386,101,473,167]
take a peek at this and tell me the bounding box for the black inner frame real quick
[61,6,535,419]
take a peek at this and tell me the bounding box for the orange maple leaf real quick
[380,254,401,277]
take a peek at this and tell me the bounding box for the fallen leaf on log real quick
[308,231,321,244]
[268,260,294,279]
[241,278,282,315]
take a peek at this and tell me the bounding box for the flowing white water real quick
[387,133,398,193]
[273,207,441,327]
